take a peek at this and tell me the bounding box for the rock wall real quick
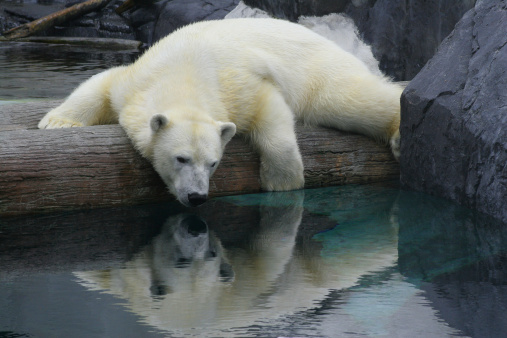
[131,0,239,45]
[1,1,476,80]
[0,0,136,40]
[243,0,476,80]
[400,0,507,224]
[0,0,239,46]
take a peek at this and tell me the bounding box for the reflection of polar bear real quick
[75,191,399,336]
[39,18,403,207]
[147,214,234,297]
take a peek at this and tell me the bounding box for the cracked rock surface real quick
[400,0,507,224]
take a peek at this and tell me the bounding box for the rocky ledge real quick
[400,0,506,224]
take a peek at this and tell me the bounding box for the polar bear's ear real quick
[219,122,236,144]
[150,114,169,132]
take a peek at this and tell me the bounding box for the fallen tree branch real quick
[2,0,113,40]
[115,0,136,14]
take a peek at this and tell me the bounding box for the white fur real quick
[38,18,403,206]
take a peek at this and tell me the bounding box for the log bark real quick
[0,101,399,216]
[2,0,113,40]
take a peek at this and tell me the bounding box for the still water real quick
[0,42,506,337]
[0,41,137,101]
[1,185,506,337]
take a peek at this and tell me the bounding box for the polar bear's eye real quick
[210,161,217,168]
[176,156,189,164]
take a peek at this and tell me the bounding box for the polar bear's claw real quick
[38,116,83,129]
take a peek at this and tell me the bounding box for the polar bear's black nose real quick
[188,193,207,207]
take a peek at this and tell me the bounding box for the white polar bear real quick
[38,18,403,207]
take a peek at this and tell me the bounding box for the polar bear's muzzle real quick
[173,165,211,208]
[187,192,208,207]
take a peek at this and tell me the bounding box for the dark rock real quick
[129,2,165,45]
[129,0,239,45]
[0,0,136,40]
[346,0,476,80]
[151,0,240,43]
[400,1,507,224]
[243,0,476,80]
[46,0,136,39]
[1,0,240,44]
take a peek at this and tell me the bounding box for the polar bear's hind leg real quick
[305,73,403,161]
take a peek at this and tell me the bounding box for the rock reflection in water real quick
[75,190,399,336]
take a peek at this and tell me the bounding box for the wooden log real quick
[2,0,113,40]
[0,100,62,131]
[0,101,399,216]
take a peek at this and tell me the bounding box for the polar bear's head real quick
[149,114,236,207]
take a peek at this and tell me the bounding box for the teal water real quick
[1,184,506,337]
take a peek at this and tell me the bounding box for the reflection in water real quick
[75,189,400,336]
[0,42,138,100]
[2,185,506,337]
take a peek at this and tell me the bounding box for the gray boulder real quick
[400,0,507,224]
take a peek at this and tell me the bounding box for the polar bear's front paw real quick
[260,163,305,192]
[38,115,84,129]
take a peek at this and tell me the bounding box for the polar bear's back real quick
[159,18,367,70]
[126,18,383,129]
[139,18,370,85]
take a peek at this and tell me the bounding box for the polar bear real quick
[38,18,403,207]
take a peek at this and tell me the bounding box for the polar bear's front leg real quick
[256,131,305,191]
[250,88,305,191]
[38,67,122,129]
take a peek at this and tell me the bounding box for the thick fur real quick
[38,18,403,206]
